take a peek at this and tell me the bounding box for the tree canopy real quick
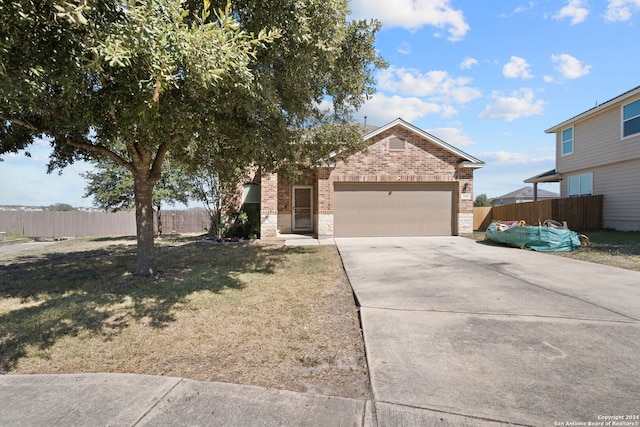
[0,0,385,275]
[83,158,191,212]
[474,194,492,207]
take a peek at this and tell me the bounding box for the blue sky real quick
[1,0,640,207]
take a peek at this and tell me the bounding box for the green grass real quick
[468,229,640,271]
[0,232,29,242]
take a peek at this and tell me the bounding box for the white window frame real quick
[622,99,640,139]
[567,172,593,197]
[561,127,574,156]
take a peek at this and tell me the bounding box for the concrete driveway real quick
[336,237,640,427]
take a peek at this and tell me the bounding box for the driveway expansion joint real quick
[132,378,183,426]
[359,305,640,324]
[375,400,536,427]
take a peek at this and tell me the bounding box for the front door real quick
[292,186,313,232]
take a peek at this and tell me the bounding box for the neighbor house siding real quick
[595,159,640,231]
[560,159,640,231]
[557,94,640,174]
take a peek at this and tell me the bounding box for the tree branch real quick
[0,114,40,131]
[150,142,170,181]
[65,137,133,172]
[1,113,134,173]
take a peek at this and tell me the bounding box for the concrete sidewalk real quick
[0,374,370,427]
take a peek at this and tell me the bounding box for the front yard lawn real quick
[0,236,370,399]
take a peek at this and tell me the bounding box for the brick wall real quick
[325,127,473,216]
[260,123,480,237]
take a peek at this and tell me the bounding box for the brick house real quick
[259,118,485,238]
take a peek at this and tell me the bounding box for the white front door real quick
[292,186,313,232]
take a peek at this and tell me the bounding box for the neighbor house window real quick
[561,127,573,155]
[623,99,640,138]
[567,173,592,197]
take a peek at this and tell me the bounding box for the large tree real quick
[1,0,384,275]
[82,157,193,236]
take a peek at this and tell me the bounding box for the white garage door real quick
[333,182,455,237]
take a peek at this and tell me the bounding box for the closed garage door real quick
[334,182,455,237]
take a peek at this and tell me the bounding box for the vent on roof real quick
[389,137,405,150]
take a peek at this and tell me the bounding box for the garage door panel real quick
[334,183,454,237]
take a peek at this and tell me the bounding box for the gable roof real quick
[363,118,485,169]
[545,85,640,134]
[496,186,559,199]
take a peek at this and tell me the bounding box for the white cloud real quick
[377,67,482,104]
[550,54,592,79]
[478,150,555,165]
[460,57,478,69]
[479,88,545,122]
[427,127,477,146]
[605,0,640,21]
[503,56,533,79]
[358,94,455,125]
[349,0,470,41]
[397,42,411,55]
[482,151,530,164]
[514,2,536,14]
[553,0,590,25]
[499,2,535,18]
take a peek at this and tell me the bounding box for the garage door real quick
[334,182,455,237]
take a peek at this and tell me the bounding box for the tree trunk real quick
[156,203,163,238]
[133,173,156,276]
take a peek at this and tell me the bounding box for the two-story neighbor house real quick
[526,85,640,231]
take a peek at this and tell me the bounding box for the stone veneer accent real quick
[458,212,474,234]
[277,214,292,234]
[260,172,278,238]
[317,214,334,237]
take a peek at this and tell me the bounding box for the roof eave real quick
[458,161,485,169]
[545,85,640,133]
[524,169,561,184]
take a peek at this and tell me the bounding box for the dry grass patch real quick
[0,236,370,399]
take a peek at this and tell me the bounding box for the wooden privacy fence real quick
[0,209,209,238]
[473,195,603,232]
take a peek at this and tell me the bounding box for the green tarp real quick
[485,222,581,252]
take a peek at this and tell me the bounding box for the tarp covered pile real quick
[485,221,582,252]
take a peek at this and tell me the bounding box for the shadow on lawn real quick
[0,239,305,373]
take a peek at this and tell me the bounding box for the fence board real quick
[473,207,492,231]
[492,199,554,227]
[473,195,603,231]
[0,209,209,238]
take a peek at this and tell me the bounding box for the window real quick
[242,182,260,204]
[623,99,640,138]
[561,128,573,155]
[567,173,592,197]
